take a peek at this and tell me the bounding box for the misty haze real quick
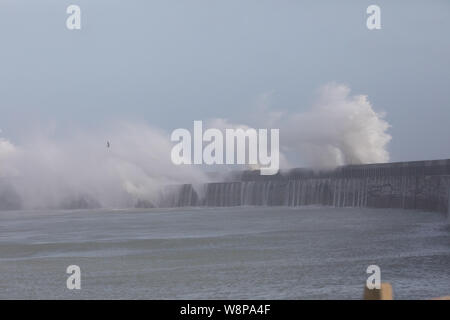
[0,0,449,302]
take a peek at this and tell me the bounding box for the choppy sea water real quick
[0,206,448,299]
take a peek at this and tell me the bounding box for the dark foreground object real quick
[1,299,446,319]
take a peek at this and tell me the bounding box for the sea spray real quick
[0,123,208,210]
[0,83,391,210]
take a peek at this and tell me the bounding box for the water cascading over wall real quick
[164,159,450,213]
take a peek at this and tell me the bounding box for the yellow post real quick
[364,282,393,300]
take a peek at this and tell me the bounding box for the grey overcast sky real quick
[0,0,449,162]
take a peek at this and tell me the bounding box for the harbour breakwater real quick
[164,159,450,213]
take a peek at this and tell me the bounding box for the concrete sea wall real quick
[166,159,450,213]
